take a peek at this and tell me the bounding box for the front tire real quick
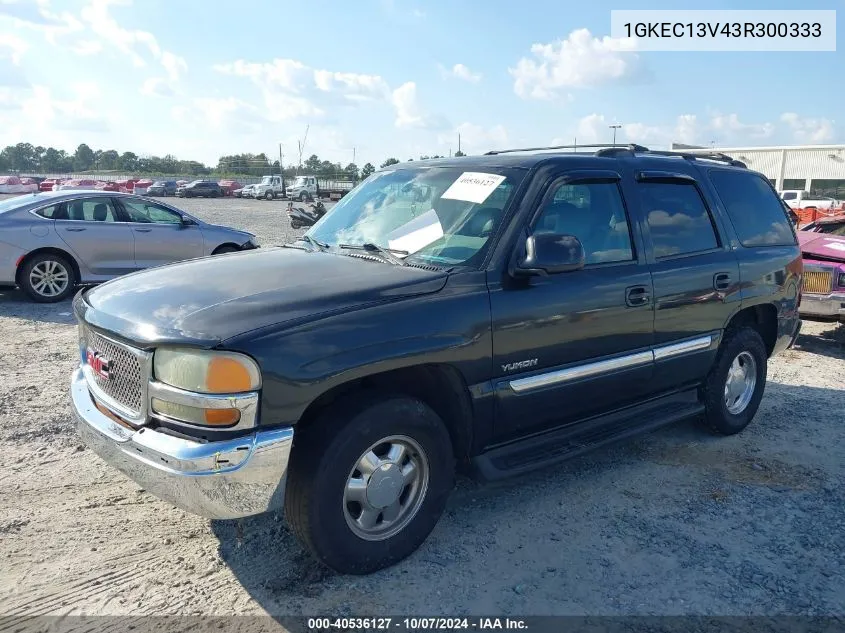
[299,192,307,202]
[265,191,273,200]
[285,394,455,574]
[701,326,768,436]
[20,253,76,303]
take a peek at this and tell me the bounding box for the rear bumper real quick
[72,366,294,520]
[799,292,845,320]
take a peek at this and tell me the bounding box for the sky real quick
[0,0,842,169]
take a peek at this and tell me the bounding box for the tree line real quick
[0,142,467,180]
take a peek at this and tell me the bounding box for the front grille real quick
[803,270,833,294]
[81,326,145,415]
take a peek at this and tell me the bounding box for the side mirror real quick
[514,233,585,276]
[180,216,196,228]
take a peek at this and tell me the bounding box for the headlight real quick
[154,348,261,394]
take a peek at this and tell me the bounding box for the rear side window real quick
[34,204,63,219]
[781,191,797,201]
[639,182,719,258]
[710,171,796,247]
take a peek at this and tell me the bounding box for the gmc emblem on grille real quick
[86,349,112,380]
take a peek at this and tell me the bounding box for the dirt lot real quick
[1,195,844,617]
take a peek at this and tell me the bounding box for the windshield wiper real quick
[299,235,329,252]
[339,242,408,266]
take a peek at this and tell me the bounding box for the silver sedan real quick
[0,190,258,302]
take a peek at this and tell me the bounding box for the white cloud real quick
[445,63,481,83]
[0,32,29,64]
[69,39,102,56]
[437,122,508,154]
[19,83,110,133]
[79,0,187,92]
[674,114,698,144]
[780,112,835,143]
[392,81,449,130]
[141,77,174,98]
[510,28,640,100]
[709,112,774,140]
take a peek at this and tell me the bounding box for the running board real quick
[473,389,704,481]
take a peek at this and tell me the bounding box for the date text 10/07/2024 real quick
[307,618,528,631]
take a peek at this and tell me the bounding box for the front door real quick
[116,198,205,269]
[54,197,135,277]
[489,171,655,442]
[632,170,741,392]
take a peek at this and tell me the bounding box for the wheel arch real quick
[724,303,778,357]
[16,246,82,286]
[296,363,475,465]
[212,242,242,255]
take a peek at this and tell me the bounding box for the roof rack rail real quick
[639,149,747,168]
[484,143,650,156]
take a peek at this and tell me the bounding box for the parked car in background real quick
[39,179,62,192]
[176,180,224,198]
[58,179,98,191]
[133,179,154,196]
[233,184,256,198]
[801,216,845,237]
[0,176,39,194]
[285,174,355,202]
[147,180,178,196]
[69,146,802,574]
[95,181,120,192]
[781,190,841,210]
[0,190,259,303]
[797,231,845,322]
[218,180,243,197]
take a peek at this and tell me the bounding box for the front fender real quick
[226,271,493,428]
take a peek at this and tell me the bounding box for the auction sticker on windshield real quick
[441,172,507,205]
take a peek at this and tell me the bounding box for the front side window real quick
[640,182,719,258]
[533,181,634,265]
[309,166,527,267]
[64,198,119,222]
[121,199,183,224]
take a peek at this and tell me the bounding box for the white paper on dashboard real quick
[387,208,444,255]
[823,240,845,252]
[440,172,506,205]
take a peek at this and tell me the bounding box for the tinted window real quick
[121,200,183,224]
[64,198,119,222]
[781,192,797,201]
[640,182,718,258]
[534,181,634,264]
[34,204,63,219]
[710,170,796,247]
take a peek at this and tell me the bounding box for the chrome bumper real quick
[799,292,845,320]
[71,367,294,520]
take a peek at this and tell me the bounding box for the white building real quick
[670,143,845,199]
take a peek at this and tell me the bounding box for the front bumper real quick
[799,291,845,320]
[71,367,294,520]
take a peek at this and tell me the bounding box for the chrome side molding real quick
[508,334,714,394]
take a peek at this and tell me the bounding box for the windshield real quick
[293,176,307,187]
[307,166,526,267]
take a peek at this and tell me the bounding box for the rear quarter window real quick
[709,170,797,247]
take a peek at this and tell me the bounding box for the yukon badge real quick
[501,358,538,373]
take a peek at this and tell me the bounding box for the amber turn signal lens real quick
[206,356,254,393]
[204,408,241,426]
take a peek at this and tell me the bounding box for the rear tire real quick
[285,393,455,574]
[701,326,768,436]
[20,253,76,303]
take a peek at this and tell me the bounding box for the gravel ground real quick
[0,195,844,617]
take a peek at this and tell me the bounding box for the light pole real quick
[609,124,622,146]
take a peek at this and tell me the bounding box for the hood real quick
[798,231,845,263]
[77,247,448,347]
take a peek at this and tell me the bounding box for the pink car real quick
[798,231,845,322]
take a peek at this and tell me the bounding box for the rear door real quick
[54,197,135,276]
[632,169,741,393]
[116,197,205,269]
[489,169,655,441]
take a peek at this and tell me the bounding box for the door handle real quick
[625,285,651,307]
[713,272,732,291]
[64,227,86,232]
[134,228,152,233]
